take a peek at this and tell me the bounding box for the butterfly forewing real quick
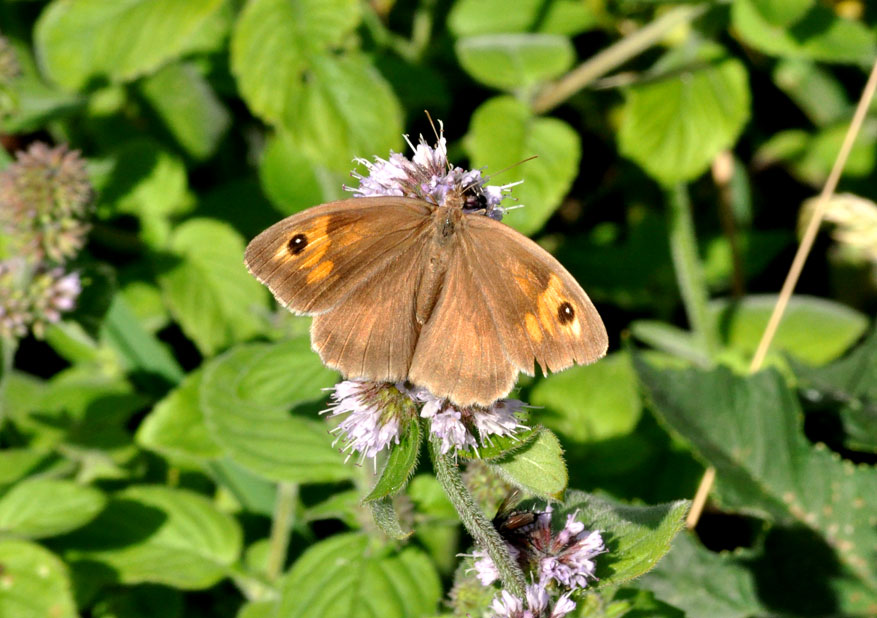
[244,197,431,315]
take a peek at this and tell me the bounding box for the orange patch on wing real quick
[525,313,543,343]
[306,260,334,283]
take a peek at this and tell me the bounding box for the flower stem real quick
[0,336,17,432]
[266,482,298,581]
[429,437,526,597]
[531,4,708,114]
[666,183,719,359]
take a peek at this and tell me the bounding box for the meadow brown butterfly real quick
[244,133,607,407]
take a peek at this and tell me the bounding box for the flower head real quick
[346,121,520,220]
[322,380,418,463]
[488,584,576,618]
[0,259,81,338]
[416,389,529,455]
[474,504,606,595]
[0,143,94,264]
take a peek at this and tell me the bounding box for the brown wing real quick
[245,197,433,382]
[408,214,607,407]
[244,197,432,315]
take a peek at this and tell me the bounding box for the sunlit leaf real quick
[466,96,580,234]
[276,534,441,618]
[35,0,224,90]
[0,540,77,618]
[200,339,352,483]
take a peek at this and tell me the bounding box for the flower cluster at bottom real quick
[472,504,607,618]
[321,380,529,463]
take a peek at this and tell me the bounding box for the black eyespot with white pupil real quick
[558,301,575,325]
[288,233,308,255]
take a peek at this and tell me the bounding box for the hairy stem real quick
[531,4,708,114]
[266,482,298,581]
[0,336,16,432]
[430,437,526,597]
[666,183,719,359]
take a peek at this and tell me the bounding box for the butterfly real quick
[244,182,607,408]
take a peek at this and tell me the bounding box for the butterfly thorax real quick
[414,205,464,325]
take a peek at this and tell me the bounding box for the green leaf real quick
[34,0,225,91]
[491,427,567,498]
[0,448,54,488]
[635,358,877,610]
[259,130,343,215]
[237,601,277,618]
[0,540,77,618]
[136,369,224,462]
[279,53,403,172]
[630,320,711,366]
[233,0,401,170]
[0,478,106,539]
[276,533,441,618]
[456,34,573,91]
[8,369,146,454]
[560,491,688,587]
[61,485,242,590]
[158,218,269,357]
[732,0,876,65]
[465,96,580,234]
[231,0,360,124]
[138,61,231,160]
[772,59,851,127]
[448,0,597,37]
[365,420,422,502]
[100,294,185,386]
[200,339,353,483]
[368,497,412,540]
[207,459,277,517]
[530,351,643,444]
[96,138,190,247]
[750,0,814,26]
[456,425,539,461]
[619,52,750,185]
[640,533,765,618]
[708,295,868,365]
[792,328,877,452]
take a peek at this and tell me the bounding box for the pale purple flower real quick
[414,387,529,454]
[473,399,529,444]
[470,546,520,586]
[321,380,417,463]
[527,507,606,590]
[488,584,576,618]
[0,259,81,338]
[346,121,520,220]
[420,397,477,454]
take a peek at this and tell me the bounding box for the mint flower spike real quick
[0,143,93,264]
[321,380,417,466]
[0,259,81,339]
[345,119,521,221]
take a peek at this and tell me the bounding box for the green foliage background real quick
[1,0,876,616]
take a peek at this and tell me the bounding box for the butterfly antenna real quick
[481,155,538,184]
